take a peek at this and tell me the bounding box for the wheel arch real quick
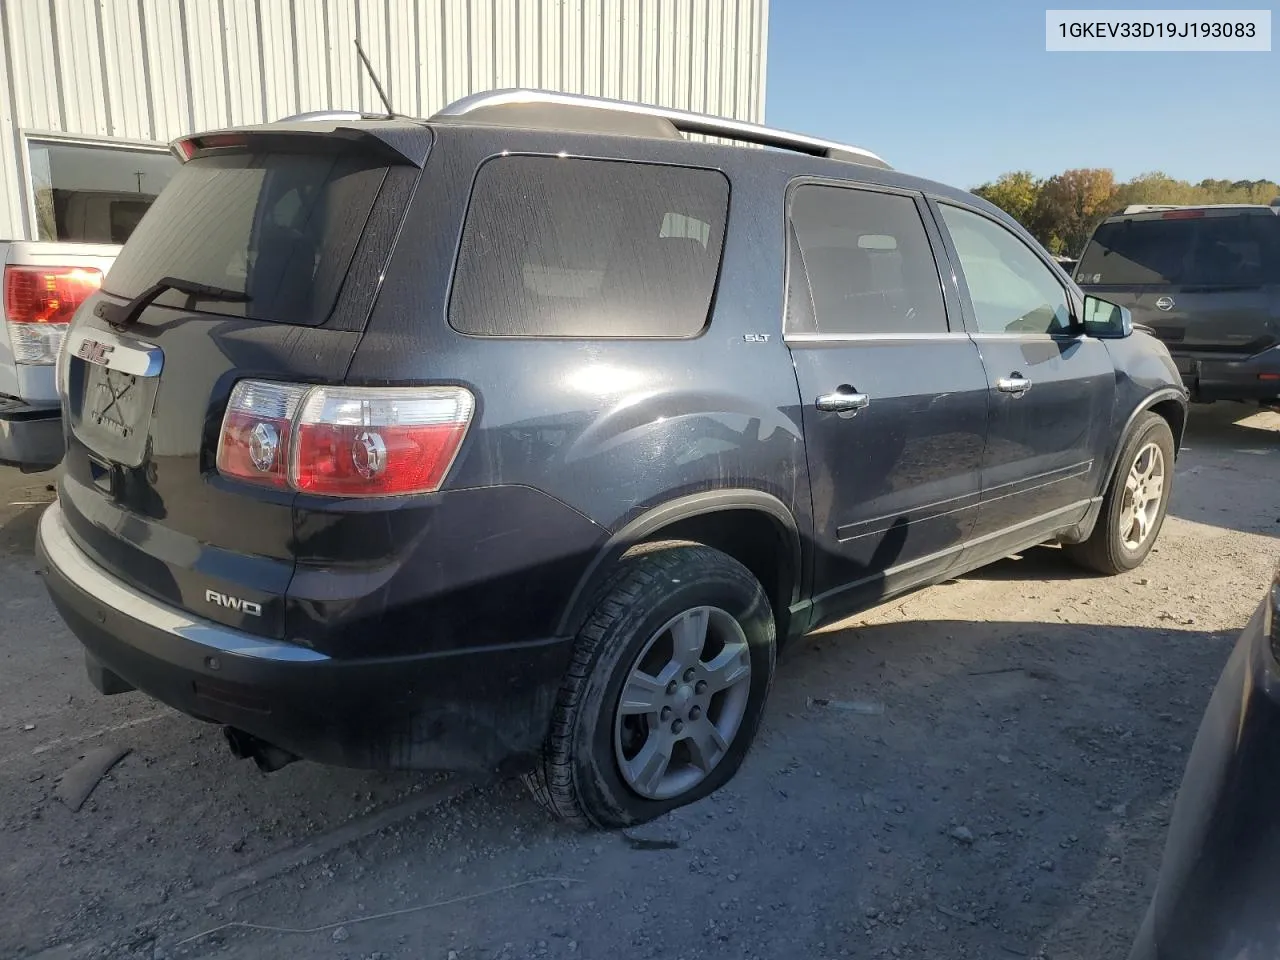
[1065,387,1186,546]
[1107,388,1187,487]
[555,490,805,643]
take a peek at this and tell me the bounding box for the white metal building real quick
[0,0,768,242]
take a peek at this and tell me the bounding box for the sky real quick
[764,0,1278,190]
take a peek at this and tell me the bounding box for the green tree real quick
[972,171,1041,226]
[1030,168,1116,257]
[971,167,1279,254]
[1113,171,1201,208]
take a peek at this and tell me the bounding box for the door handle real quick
[996,374,1032,396]
[815,389,870,415]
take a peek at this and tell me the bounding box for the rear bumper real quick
[1128,584,1280,959]
[1173,350,1280,402]
[0,398,62,470]
[36,500,572,774]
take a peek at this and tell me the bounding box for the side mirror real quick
[1082,294,1132,338]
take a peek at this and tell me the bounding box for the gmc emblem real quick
[205,589,263,617]
[76,339,115,366]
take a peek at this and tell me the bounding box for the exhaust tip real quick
[222,726,299,773]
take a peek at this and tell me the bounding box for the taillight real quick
[217,381,475,497]
[4,265,103,364]
[1161,210,1205,220]
[216,381,309,488]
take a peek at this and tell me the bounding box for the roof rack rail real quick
[276,110,370,123]
[431,88,891,170]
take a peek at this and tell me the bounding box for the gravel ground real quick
[1,402,1277,960]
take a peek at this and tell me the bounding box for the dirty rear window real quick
[449,156,729,338]
[1078,214,1280,286]
[104,150,390,325]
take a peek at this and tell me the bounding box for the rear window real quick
[1078,213,1280,286]
[449,156,729,338]
[104,150,390,325]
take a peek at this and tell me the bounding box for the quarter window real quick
[28,139,178,244]
[939,205,1072,335]
[450,156,729,338]
[787,185,947,337]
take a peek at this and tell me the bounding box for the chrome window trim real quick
[969,331,1088,342]
[783,331,970,344]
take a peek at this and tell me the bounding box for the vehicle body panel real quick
[965,333,1114,536]
[781,183,990,620]
[1129,567,1280,960]
[348,126,809,532]
[38,499,573,773]
[58,310,362,639]
[789,336,988,619]
[923,195,1122,564]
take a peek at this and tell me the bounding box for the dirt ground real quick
[2,402,1277,960]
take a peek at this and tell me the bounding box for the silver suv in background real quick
[1076,203,1280,406]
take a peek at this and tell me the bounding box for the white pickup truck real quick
[0,241,119,471]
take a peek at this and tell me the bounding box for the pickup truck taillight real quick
[217,380,476,497]
[4,265,103,364]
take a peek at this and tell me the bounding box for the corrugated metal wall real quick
[0,0,769,240]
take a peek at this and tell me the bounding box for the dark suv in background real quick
[1077,203,1280,405]
[36,90,1186,827]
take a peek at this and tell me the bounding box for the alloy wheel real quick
[613,606,753,800]
[1119,441,1165,551]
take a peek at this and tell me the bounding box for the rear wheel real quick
[1066,411,1174,575]
[526,544,775,827]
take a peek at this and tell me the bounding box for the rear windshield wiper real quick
[94,276,250,330]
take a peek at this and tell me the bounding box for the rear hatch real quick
[57,121,428,640]
[1076,208,1280,359]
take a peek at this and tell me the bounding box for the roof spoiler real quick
[169,118,432,167]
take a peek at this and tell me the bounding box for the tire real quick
[1066,411,1175,575]
[525,543,776,828]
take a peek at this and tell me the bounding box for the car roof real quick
[247,93,1023,240]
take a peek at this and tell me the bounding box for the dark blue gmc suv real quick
[35,90,1187,827]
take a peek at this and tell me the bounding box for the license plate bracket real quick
[65,330,163,468]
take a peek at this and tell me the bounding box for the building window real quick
[28,138,180,244]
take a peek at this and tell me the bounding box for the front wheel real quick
[1066,411,1175,575]
[525,544,776,827]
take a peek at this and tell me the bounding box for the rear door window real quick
[1078,214,1280,286]
[104,150,391,326]
[449,156,729,338]
[787,184,948,337]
